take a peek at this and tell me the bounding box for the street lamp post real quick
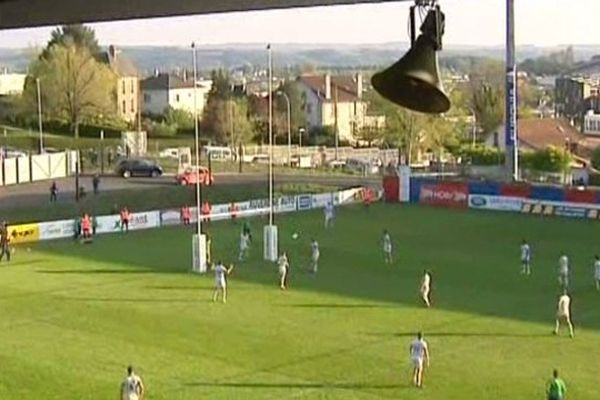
[277,91,292,167]
[35,78,43,154]
[191,41,207,273]
[299,128,305,148]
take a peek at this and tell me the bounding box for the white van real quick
[345,158,380,175]
[204,146,236,161]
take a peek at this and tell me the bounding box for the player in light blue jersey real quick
[520,240,531,275]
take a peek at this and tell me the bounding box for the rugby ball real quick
[292,233,299,240]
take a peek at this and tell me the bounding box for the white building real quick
[0,72,26,96]
[141,73,212,116]
[583,111,600,135]
[296,73,383,143]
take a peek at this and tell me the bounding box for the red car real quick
[176,167,214,186]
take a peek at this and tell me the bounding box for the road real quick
[0,173,380,210]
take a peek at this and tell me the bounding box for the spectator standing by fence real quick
[0,222,11,263]
[50,181,58,202]
[92,174,100,195]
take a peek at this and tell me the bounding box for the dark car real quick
[115,159,163,178]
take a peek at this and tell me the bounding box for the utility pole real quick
[504,0,518,181]
[334,85,339,161]
[36,78,43,154]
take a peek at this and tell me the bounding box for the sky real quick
[0,0,597,49]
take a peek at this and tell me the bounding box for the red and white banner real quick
[420,182,468,208]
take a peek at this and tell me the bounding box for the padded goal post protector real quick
[263,225,278,262]
[192,233,208,274]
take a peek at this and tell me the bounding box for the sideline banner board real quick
[297,195,312,210]
[160,209,182,226]
[7,223,39,243]
[468,195,524,212]
[39,219,75,240]
[521,199,600,220]
[420,182,468,208]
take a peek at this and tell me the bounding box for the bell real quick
[372,35,450,114]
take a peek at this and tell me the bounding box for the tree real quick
[25,44,116,137]
[165,107,194,131]
[471,84,504,137]
[42,24,100,60]
[201,97,255,145]
[592,147,600,171]
[356,125,385,147]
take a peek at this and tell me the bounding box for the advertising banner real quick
[297,194,312,211]
[95,214,122,234]
[160,209,182,226]
[129,211,161,231]
[338,188,363,205]
[312,192,336,209]
[420,183,468,208]
[468,195,524,212]
[7,223,40,244]
[39,219,75,240]
[275,196,297,213]
[521,199,600,220]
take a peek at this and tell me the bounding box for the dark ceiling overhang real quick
[0,0,408,30]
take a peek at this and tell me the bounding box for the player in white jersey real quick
[558,254,570,288]
[553,290,574,338]
[212,261,234,303]
[121,366,145,400]
[420,270,431,307]
[382,230,393,264]
[310,239,320,274]
[594,255,600,291]
[520,240,531,275]
[278,252,289,290]
[238,231,250,261]
[324,202,335,228]
[409,332,430,388]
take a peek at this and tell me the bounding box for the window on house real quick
[131,100,135,113]
[176,94,180,102]
[122,100,126,114]
[131,80,135,94]
[122,81,126,95]
[144,94,151,103]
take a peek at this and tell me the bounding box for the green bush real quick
[457,145,505,165]
[520,146,571,172]
[591,147,600,170]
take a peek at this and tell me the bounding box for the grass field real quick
[0,204,599,399]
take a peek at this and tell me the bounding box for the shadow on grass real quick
[184,381,407,390]
[33,204,600,331]
[36,269,156,274]
[56,296,200,303]
[367,331,551,339]
[285,303,396,309]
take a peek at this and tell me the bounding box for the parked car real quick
[159,147,179,159]
[115,159,163,178]
[250,154,270,164]
[204,146,236,161]
[327,159,346,169]
[344,158,380,175]
[175,166,214,186]
[1,146,27,158]
[42,147,61,154]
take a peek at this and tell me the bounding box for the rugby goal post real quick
[263,225,278,262]
[192,233,208,274]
